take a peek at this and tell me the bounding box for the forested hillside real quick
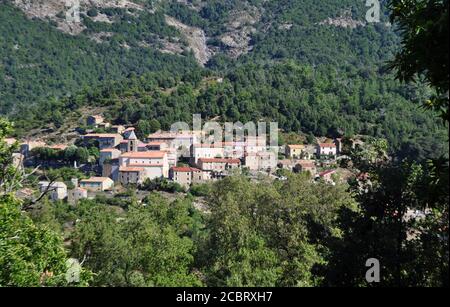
[0,2,200,114]
[1,0,448,160]
[0,0,448,288]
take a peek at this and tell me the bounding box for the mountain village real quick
[5,114,366,204]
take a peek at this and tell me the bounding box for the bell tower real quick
[127,130,138,152]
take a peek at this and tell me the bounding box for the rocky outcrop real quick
[165,15,213,66]
[11,0,261,61]
[219,6,261,58]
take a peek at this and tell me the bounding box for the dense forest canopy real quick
[0,0,448,288]
[0,0,448,159]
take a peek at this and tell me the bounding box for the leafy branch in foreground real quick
[0,117,92,286]
[388,0,449,121]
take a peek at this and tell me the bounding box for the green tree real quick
[64,146,78,163]
[75,147,90,164]
[0,118,91,286]
[0,195,91,286]
[201,174,355,286]
[70,197,202,286]
[389,0,449,121]
[0,118,19,194]
[323,141,448,286]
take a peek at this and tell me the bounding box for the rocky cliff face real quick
[9,0,261,64]
[164,15,212,66]
[218,6,261,58]
[9,0,369,65]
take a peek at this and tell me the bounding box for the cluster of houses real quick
[37,177,114,204]
[84,115,346,188]
[95,129,278,188]
[8,114,355,201]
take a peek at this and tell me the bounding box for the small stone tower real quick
[127,130,138,152]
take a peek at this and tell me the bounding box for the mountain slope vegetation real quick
[1,0,448,160]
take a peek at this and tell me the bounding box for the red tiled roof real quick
[119,166,144,172]
[120,151,166,158]
[100,148,120,153]
[171,166,201,172]
[147,141,166,146]
[198,158,241,164]
[128,163,163,167]
[319,170,336,177]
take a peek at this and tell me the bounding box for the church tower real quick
[127,130,138,152]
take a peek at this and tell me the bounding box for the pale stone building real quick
[318,169,337,184]
[146,141,169,151]
[285,144,305,159]
[169,166,210,187]
[12,153,24,169]
[294,160,317,175]
[316,143,337,157]
[80,177,114,191]
[39,181,68,201]
[102,159,120,181]
[147,131,198,151]
[119,166,145,185]
[118,151,169,184]
[110,125,126,134]
[197,158,241,172]
[191,144,224,164]
[277,159,296,171]
[87,115,104,127]
[20,140,46,157]
[245,151,277,171]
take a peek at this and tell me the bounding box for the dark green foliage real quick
[199,174,356,286]
[0,3,200,114]
[140,177,186,193]
[388,0,449,121]
[189,183,212,197]
[323,140,449,287]
[31,145,91,165]
[1,1,447,162]
[0,0,448,288]
[17,61,445,161]
[66,195,202,286]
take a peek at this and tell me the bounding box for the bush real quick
[140,178,185,193]
[189,183,211,197]
[87,9,98,18]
